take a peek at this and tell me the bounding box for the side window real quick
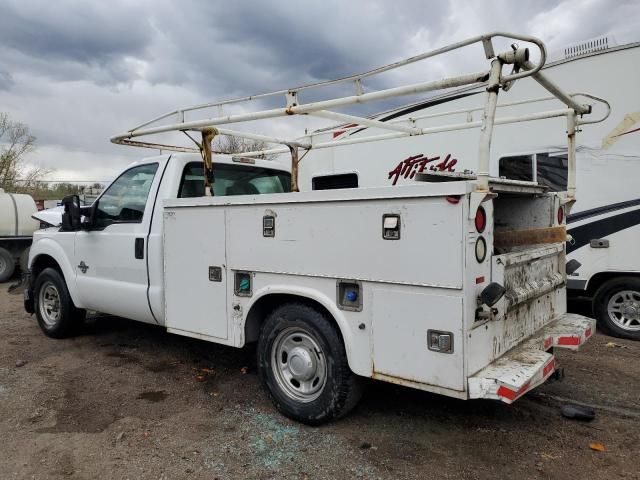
[536,152,568,191]
[94,163,159,228]
[498,155,533,182]
[312,173,359,190]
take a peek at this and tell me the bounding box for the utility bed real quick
[162,179,592,399]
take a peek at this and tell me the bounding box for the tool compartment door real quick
[163,207,228,340]
[372,289,464,391]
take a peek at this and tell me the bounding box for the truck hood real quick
[32,206,63,227]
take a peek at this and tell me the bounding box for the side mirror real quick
[80,202,96,230]
[61,195,81,232]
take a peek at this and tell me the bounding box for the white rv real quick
[298,37,640,340]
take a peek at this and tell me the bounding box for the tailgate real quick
[469,313,594,402]
[491,243,566,355]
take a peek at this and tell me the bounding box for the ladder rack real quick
[111,32,609,198]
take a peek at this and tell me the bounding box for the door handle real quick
[135,238,144,259]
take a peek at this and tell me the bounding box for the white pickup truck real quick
[24,33,606,424]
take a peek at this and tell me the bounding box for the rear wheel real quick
[0,247,16,282]
[33,268,86,338]
[593,277,640,340]
[257,302,363,425]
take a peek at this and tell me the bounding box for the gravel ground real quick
[0,284,639,480]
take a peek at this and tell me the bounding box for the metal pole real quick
[522,61,591,115]
[288,145,299,192]
[566,111,577,200]
[476,59,503,192]
[201,128,218,196]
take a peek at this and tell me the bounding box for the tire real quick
[33,267,86,338]
[257,302,363,425]
[593,277,640,340]
[0,247,16,283]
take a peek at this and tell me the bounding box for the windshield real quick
[178,162,291,198]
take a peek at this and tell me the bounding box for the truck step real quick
[468,313,595,403]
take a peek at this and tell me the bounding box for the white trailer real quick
[26,33,606,424]
[291,36,640,340]
[0,188,39,281]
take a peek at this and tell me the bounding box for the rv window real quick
[498,155,533,182]
[312,173,359,190]
[536,152,568,192]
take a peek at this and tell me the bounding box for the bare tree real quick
[0,112,49,192]
[213,135,277,159]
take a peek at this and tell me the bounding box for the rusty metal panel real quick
[494,226,567,248]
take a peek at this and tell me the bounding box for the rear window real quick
[178,162,291,198]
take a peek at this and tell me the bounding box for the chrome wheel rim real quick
[271,327,328,403]
[39,281,61,327]
[607,290,640,331]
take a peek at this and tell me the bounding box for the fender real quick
[30,236,83,307]
[245,284,371,377]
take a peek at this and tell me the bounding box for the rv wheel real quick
[593,277,640,340]
[257,302,363,425]
[33,268,86,338]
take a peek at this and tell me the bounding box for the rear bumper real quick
[468,313,594,403]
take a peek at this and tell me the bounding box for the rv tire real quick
[593,277,640,340]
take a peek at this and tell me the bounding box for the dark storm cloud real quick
[0,1,151,61]
[142,0,453,98]
[0,0,636,180]
[0,0,153,84]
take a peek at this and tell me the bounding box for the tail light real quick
[475,236,487,263]
[557,206,564,224]
[475,206,487,233]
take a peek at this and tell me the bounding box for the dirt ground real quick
[0,285,639,480]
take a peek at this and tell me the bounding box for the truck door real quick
[74,162,160,323]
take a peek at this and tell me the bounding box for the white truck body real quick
[25,33,605,421]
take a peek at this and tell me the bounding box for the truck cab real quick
[25,154,290,326]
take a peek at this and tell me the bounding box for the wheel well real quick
[31,254,63,282]
[244,293,340,344]
[587,272,640,297]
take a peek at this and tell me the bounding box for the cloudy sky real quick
[1,0,638,183]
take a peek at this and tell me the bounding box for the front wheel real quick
[33,268,86,338]
[593,277,640,340]
[257,303,363,425]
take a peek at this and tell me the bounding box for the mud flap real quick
[468,313,595,403]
